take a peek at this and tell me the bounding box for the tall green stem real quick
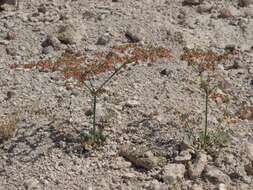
[204,88,208,147]
[92,94,97,139]
[83,61,131,143]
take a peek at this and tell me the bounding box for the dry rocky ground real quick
[0,0,253,189]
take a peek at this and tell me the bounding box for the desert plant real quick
[199,74,214,148]
[82,60,131,148]
[182,84,231,154]
[186,51,231,151]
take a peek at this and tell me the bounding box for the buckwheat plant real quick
[81,60,131,148]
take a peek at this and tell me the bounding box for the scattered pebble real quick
[162,163,186,185]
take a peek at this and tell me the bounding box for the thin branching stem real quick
[92,95,97,140]
[96,61,129,94]
[83,82,93,92]
[83,61,130,143]
[89,80,95,91]
[204,88,208,147]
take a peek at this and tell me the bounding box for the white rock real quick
[96,34,110,45]
[188,152,207,179]
[197,2,213,13]
[218,183,227,190]
[123,172,135,179]
[246,143,253,162]
[57,20,85,45]
[147,180,168,190]
[0,40,9,45]
[125,28,143,43]
[162,163,186,185]
[175,150,192,163]
[24,178,40,190]
[204,166,231,184]
[42,35,61,50]
[244,6,253,17]
[58,25,82,44]
[191,184,203,190]
[119,145,159,170]
[124,100,140,108]
[0,0,17,10]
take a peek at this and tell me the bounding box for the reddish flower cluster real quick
[181,49,233,71]
[10,44,171,84]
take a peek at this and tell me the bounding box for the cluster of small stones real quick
[0,0,252,190]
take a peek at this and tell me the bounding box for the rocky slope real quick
[0,0,252,189]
